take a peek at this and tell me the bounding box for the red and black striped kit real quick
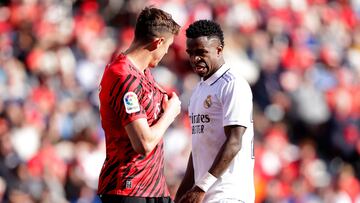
[97,54,169,197]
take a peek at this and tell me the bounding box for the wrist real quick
[195,172,217,192]
[159,110,172,122]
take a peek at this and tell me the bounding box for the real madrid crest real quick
[204,95,212,109]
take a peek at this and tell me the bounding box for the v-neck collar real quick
[202,63,230,86]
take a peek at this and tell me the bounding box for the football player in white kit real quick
[175,20,255,203]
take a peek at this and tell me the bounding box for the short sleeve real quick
[110,74,147,126]
[220,79,253,127]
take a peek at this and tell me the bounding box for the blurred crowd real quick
[0,0,360,202]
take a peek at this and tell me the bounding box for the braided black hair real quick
[186,20,224,47]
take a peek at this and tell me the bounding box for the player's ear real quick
[148,37,164,51]
[217,45,223,55]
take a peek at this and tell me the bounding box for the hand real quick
[162,92,181,120]
[178,186,205,203]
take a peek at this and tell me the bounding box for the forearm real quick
[188,139,240,194]
[126,115,174,155]
[150,110,175,140]
[125,92,181,156]
[209,134,242,178]
[144,111,176,149]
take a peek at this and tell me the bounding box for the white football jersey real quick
[189,64,255,203]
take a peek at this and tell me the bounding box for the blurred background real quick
[0,0,360,202]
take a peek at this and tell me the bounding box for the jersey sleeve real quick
[220,78,253,128]
[109,74,147,126]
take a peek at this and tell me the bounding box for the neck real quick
[213,58,225,73]
[124,42,152,73]
[203,59,225,81]
[218,58,225,68]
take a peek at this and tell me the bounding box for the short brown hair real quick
[134,7,180,43]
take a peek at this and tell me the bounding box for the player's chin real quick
[193,68,207,77]
[195,72,207,78]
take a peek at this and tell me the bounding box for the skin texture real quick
[175,36,247,203]
[150,35,174,67]
[185,36,224,80]
[125,34,174,70]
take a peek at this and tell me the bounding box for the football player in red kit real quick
[97,7,181,203]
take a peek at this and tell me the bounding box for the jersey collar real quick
[202,63,230,86]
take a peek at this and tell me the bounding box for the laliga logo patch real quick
[204,95,212,109]
[124,92,140,113]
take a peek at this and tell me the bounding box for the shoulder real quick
[103,56,139,84]
[220,68,251,90]
[100,56,141,93]
[216,68,252,102]
[107,55,132,75]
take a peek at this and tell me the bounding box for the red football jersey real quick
[97,54,169,197]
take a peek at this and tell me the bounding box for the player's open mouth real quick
[194,66,205,74]
[195,64,206,73]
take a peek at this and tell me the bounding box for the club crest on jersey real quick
[124,92,140,113]
[204,95,212,109]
